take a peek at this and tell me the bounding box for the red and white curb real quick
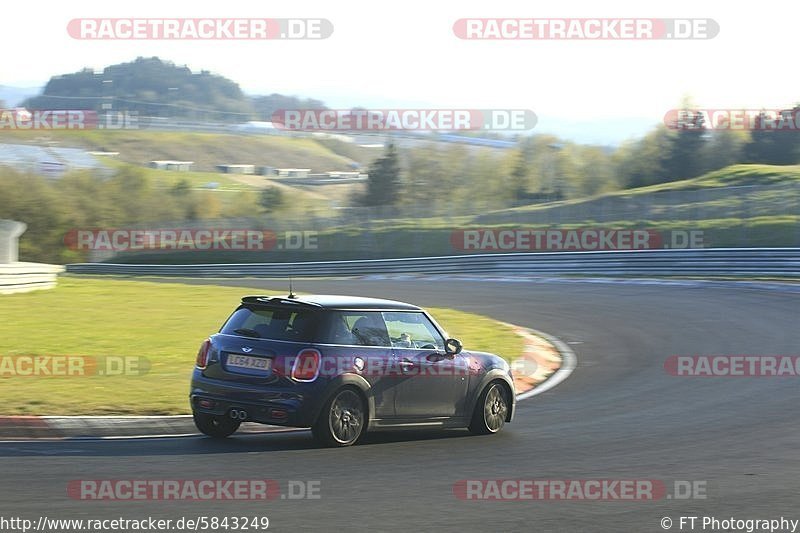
[514,327,576,401]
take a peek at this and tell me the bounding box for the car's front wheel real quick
[312,387,366,447]
[193,412,241,438]
[469,381,509,435]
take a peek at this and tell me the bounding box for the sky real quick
[2,0,797,142]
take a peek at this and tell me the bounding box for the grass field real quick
[0,278,524,415]
[0,129,374,172]
[100,160,350,220]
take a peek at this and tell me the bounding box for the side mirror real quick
[445,338,463,355]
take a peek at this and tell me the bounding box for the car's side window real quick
[382,312,445,350]
[323,311,391,347]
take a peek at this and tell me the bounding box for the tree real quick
[662,99,708,180]
[508,149,529,203]
[569,145,618,197]
[259,186,285,213]
[744,107,800,164]
[701,129,749,171]
[615,125,673,188]
[665,127,707,180]
[171,179,192,196]
[358,143,401,206]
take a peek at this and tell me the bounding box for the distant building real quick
[216,164,255,174]
[325,171,362,179]
[288,172,368,185]
[149,160,194,171]
[276,168,311,178]
[258,166,278,176]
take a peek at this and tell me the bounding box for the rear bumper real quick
[190,371,325,428]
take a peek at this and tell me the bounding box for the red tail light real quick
[196,339,211,369]
[291,349,321,381]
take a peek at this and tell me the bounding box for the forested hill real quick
[21,57,325,121]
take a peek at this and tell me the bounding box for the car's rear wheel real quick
[193,412,241,438]
[469,381,509,435]
[312,387,366,447]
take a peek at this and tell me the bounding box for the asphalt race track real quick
[1,278,798,532]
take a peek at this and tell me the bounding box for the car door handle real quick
[398,359,415,372]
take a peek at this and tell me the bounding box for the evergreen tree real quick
[360,143,401,206]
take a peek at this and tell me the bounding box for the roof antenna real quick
[288,276,296,299]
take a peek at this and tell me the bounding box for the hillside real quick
[0,129,380,172]
[473,165,800,225]
[23,57,251,118]
[107,164,800,264]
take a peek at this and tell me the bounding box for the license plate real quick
[227,354,272,371]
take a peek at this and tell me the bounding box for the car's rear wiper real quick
[233,328,262,338]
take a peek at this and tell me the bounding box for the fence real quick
[66,248,800,278]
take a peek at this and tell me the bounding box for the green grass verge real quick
[0,278,524,415]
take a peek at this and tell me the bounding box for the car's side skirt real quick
[367,416,469,431]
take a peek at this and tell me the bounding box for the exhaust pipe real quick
[229,409,248,420]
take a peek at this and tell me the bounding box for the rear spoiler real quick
[241,295,323,308]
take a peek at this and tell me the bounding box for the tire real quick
[312,387,367,447]
[469,381,510,435]
[193,411,241,438]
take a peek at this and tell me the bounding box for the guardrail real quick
[65,248,800,278]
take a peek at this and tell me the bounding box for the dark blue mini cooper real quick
[190,294,515,446]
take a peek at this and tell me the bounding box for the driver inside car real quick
[395,332,412,348]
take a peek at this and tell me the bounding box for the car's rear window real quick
[220,306,319,342]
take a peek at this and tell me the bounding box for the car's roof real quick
[241,294,422,311]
